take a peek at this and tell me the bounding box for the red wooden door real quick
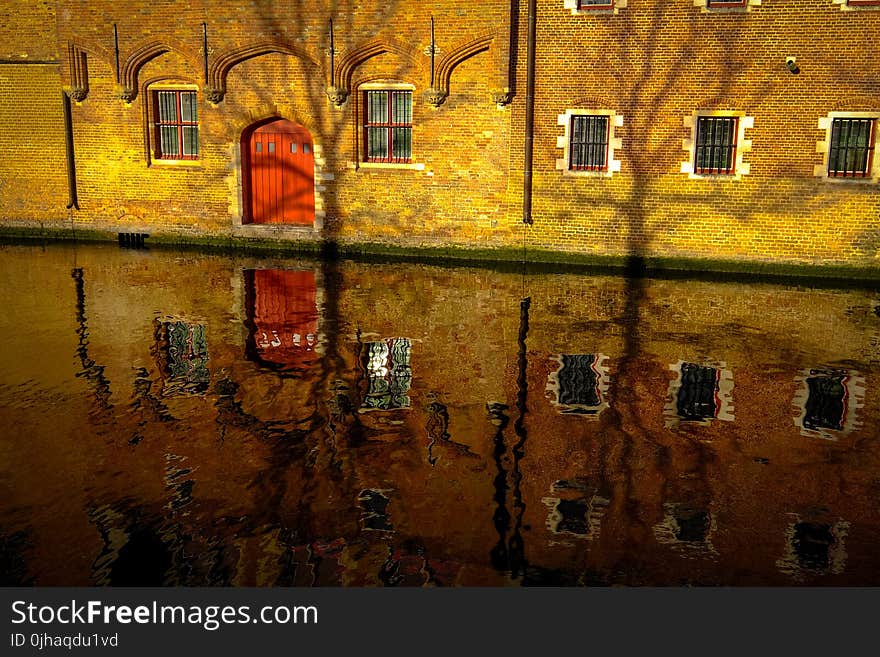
[247,119,315,225]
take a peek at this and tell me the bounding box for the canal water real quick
[1,242,879,586]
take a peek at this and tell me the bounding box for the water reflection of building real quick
[665,360,734,426]
[794,368,865,440]
[243,269,320,373]
[545,354,610,416]
[153,319,210,396]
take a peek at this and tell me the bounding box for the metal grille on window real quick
[578,0,614,7]
[828,118,875,178]
[694,116,737,175]
[156,90,199,160]
[365,90,412,163]
[569,115,609,171]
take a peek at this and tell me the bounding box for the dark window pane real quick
[695,116,737,174]
[392,127,411,160]
[367,91,388,124]
[182,126,198,157]
[303,143,311,154]
[367,127,388,160]
[160,125,179,157]
[180,92,197,122]
[158,91,177,122]
[829,118,875,177]
[676,363,719,421]
[569,115,609,170]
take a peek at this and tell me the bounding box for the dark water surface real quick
[1,242,879,586]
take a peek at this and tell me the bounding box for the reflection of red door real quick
[246,269,319,372]
[246,119,315,225]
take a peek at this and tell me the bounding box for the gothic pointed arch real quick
[206,41,321,103]
[120,39,201,102]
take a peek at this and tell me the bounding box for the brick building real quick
[1,0,879,267]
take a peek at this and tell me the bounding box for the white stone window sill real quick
[358,162,425,171]
[149,159,203,169]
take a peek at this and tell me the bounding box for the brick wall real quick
[1,0,879,267]
[513,0,880,264]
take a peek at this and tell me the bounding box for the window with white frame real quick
[556,109,623,177]
[363,89,412,164]
[815,113,878,181]
[831,0,880,11]
[563,0,626,13]
[694,0,761,10]
[681,112,753,179]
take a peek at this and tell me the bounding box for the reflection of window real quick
[358,489,393,531]
[665,360,734,426]
[653,503,717,555]
[777,515,849,580]
[364,90,412,163]
[155,321,209,396]
[804,370,848,431]
[153,90,199,160]
[794,368,864,440]
[672,507,710,543]
[792,522,836,571]
[546,354,609,416]
[361,338,412,411]
[677,363,720,421]
[541,479,609,539]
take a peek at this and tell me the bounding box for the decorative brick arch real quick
[120,39,201,102]
[65,41,115,102]
[431,32,500,105]
[326,37,425,107]
[207,41,321,104]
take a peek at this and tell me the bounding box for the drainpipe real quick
[522,0,536,225]
[63,91,79,210]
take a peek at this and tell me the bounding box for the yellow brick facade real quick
[0,0,879,267]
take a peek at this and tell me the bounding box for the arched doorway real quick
[242,118,315,225]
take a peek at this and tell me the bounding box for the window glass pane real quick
[695,117,736,173]
[160,125,179,157]
[158,91,177,122]
[829,118,875,176]
[392,127,411,160]
[180,92,197,122]
[303,143,311,154]
[392,91,412,124]
[367,127,388,160]
[255,142,262,153]
[182,126,198,157]
[367,91,388,124]
[268,142,275,153]
[290,142,297,153]
[570,115,608,170]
